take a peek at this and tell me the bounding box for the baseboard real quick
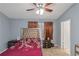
[53,44,61,48]
[0,48,8,54]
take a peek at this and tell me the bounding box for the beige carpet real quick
[42,47,69,56]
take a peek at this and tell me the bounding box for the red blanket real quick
[0,39,42,56]
[0,47,42,56]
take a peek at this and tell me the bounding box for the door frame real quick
[61,19,71,55]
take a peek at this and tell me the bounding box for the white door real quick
[61,19,71,55]
[61,22,64,48]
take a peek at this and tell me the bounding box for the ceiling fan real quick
[26,3,53,15]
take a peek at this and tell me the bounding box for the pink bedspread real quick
[0,47,42,56]
[0,39,42,56]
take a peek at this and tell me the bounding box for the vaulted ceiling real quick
[0,3,73,20]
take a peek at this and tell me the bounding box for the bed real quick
[0,28,42,56]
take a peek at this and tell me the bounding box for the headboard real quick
[21,28,40,39]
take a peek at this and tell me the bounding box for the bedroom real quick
[0,3,79,56]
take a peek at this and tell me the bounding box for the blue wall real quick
[10,19,54,40]
[0,12,11,53]
[55,4,79,55]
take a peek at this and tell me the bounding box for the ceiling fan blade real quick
[26,8,35,11]
[45,8,53,12]
[33,3,36,5]
[33,3,37,7]
[45,3,52,7]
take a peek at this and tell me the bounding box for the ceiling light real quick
[36,3,44,15]
[36,10,40,14]
[39,9,44,15]
[36,9,44,15]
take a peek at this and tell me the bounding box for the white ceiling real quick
[0,3,73,20]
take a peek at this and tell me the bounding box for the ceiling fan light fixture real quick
[26,3,53,14]
[36,9,44,15]
[36,10,40,14]
[40,9,44,15]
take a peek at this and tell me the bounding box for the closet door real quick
[28,21,38,28]
[44,22,53,40]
